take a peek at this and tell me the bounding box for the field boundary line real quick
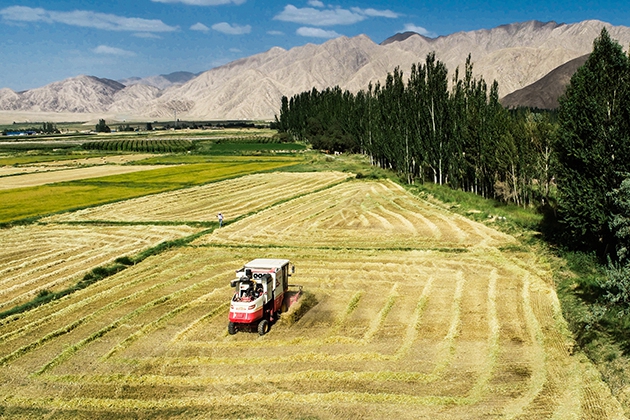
[0,252,187,342]
[43,367,479,388]
[1,391,470,412]
[0,229,213,320]
[123,351,392,368]
[0,243,149,311]
[199,243,471,253]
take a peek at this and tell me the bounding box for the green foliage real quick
[40,122,59,134]
[599,177,630,316]
[95,119,111,133]
[553,28,630,252]
[609,177,630,261]
[82,139,194,153]
[602,263,630,317]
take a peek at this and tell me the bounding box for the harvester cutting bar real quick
[285,284,303,307]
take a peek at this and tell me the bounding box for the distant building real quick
[4,131,37,136]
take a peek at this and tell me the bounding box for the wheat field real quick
[0,173,624,419]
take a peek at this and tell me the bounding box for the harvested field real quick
[45,171,351,223]
[0,224,202,310]
[199,179,515,249]
[0,164,171,190]
[0,172,624,419]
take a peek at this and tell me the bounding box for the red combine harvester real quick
[227,259,301,335]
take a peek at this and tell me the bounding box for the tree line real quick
[275,53,555,208]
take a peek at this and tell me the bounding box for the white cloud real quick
[267,30,284,36]
[212,22,251,35]
[133,32,162,39]
[152,0,246,5]
[351,7,399,19]
[274,4,398,26]
[0,5,48,22]
[296,27,340,38]
[190,22,210,32]
[0,6,178,32]
[307,0,325,7]
[275,5,363,26]
[403,23,435,37]
[93,45,136,56]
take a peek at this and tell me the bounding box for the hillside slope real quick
[1,20,629,120]
[500,54,589,109]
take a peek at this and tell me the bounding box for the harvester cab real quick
[227,259,301,336]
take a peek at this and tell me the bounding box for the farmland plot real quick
[0,164,171,190]
[0,224,201,311]
[0,175,624,419]
[45,171,351,223]
[200,179,515,250]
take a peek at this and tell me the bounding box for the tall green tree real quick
[554,27,630,252]
[95,119,111,133]
[600,177,630,315]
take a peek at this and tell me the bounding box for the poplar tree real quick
[554,27,630,251]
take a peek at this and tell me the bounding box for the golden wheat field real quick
[0,172,625,419]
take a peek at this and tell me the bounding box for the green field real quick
[0,159,300,224]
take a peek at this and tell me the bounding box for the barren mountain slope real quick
[3,20,630,120]
[0,88,21,111]
[118,71,198,90]
[382,20,630,97]
[145,36,389,119]
[17,75,124,113]
[109,84,163,113]
[145,19,630,119]
[500,54,590,109]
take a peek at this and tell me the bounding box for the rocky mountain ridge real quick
[1,19,629,121]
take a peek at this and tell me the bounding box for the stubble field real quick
[0,171,625,419]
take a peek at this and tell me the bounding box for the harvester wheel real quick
[228,322,237,335]
[258,319,270,336]
[281,301,288,313]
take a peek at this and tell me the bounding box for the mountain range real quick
[1,19,629,122]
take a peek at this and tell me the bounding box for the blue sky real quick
[1,0,628,91]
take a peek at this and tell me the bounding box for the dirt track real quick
[0,174,625,419]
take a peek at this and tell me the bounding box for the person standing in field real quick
[217,212,224,227]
